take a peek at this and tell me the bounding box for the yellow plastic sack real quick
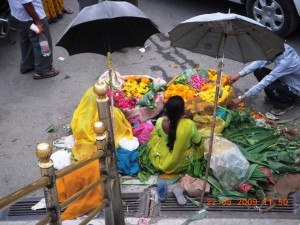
[71,86,133,161]
[193,114,225,138]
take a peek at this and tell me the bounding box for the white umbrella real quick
[169,12,284,63]
[169,12,285,209]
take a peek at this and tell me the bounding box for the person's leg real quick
[254,67,298,108]
[254,67,272,81]
[31,18,53,72]
[19,21,35,73]
[42,0,58,23]
[264,80,298,109]
[53,0,64,18]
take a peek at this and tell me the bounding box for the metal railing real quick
[0,81,125,225]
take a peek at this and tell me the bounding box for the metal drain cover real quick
[152,193,300,219]
[0,191,149,221]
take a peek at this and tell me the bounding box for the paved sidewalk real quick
[0,0,299,225]
[0,218,299,225]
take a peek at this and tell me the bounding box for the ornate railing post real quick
[94,121,114,225]
[94,81,125,225]
[35,143,62,225]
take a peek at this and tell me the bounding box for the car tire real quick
[246,0,300,37]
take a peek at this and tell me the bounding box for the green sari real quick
[148,117,203,173]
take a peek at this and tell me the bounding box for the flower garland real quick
[122,76,151,99]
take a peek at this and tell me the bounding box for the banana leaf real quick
[266,160,300,174]
[197,68,209,78]
[208,175,248,199]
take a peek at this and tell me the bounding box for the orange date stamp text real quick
[205,198,289,206]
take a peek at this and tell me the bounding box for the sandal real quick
[157,182,168,202]
[63,8,73,14]
[137,218,148,225]
[33,67,59,80]
[173,185,186,205]
[53,139,67,149]
[270,105,295,116]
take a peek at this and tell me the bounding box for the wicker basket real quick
[117,74,167,122]
[166,74,235,115]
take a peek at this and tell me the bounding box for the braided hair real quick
[165,96,184,151]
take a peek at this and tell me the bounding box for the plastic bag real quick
[116,147,139,176]
[50,150,71,170]
[132,121,155,145]
[121,75,167,122]
[204,136,249,190]
[119,137,139,151]
[180,175,210,197]
[98,70,124,89]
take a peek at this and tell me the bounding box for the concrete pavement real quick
[0,218,299,225]
[0,0,300,224]
[1,0,299,198]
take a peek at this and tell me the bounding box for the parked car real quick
[227,0,300,37]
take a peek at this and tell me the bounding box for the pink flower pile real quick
[188,74,209,90]
[107,90,137,110]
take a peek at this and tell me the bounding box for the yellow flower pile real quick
[122,76,151,99]
[199,69,231,103]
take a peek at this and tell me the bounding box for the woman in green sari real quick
[148,96,204,173]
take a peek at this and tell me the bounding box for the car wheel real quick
[246,0,300,37]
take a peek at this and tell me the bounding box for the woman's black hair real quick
[165,95,184,151]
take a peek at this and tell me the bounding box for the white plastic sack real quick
[50,150,71,170]
[204,136,249,190]
[119,137,139,151]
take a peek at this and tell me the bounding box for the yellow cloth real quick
[71,86,133,162]
[148,117,204,173]
[41,0,64,21]
[57,86,133,220]
[56,161,102,220]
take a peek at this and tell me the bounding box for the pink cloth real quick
[123,92,164,122]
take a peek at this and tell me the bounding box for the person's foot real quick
[48,17,58,24]
[33,67,59,80]
[57,13,63,19]
[270,105,295,116]
[63,8,73,14]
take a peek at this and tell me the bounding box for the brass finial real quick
[93,81,109,101]
[35,143,53,168]
[93,121,106,134]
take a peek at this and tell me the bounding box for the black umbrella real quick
[56,1,160,56]
[56,2,160,224]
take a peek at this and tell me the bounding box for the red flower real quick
[238,183,253,193]
[261,167,276,185]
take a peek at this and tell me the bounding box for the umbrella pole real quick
[104,51,126,225]
[199,61,224,209]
